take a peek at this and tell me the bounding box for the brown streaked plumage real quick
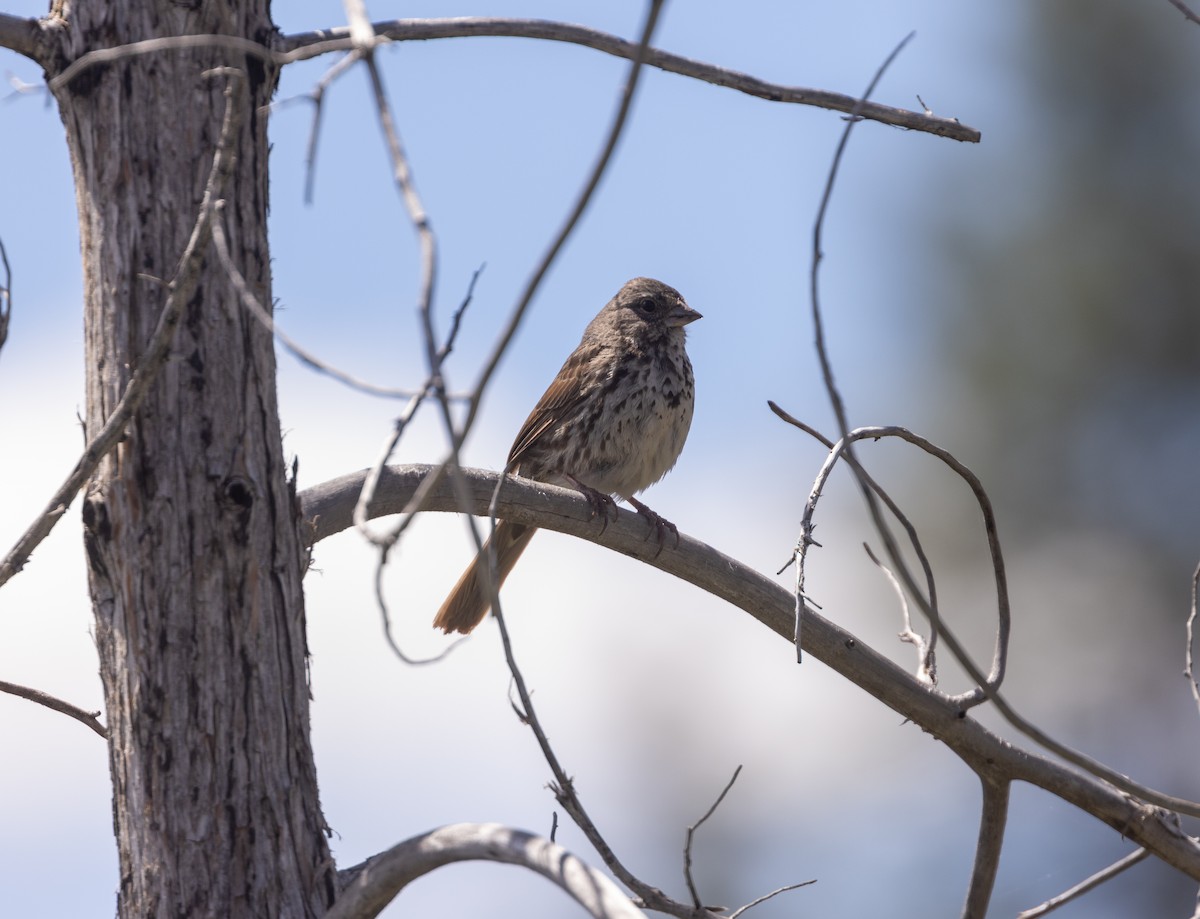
[433,277,700,634]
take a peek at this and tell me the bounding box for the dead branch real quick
[297,463,1200,881]
[0,235,10,358]
[793,425,1009,707]
[210,205,420,399]
[279,18,980,143]
[963,776,1010,918]
[0,679,107,737]
[1186,562,1200,716]
[0,12,39,60]
[1016,848,1150,918]
[329,823,647,919]
[1167,0,1200,26]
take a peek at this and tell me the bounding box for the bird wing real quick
[507,349,596,469]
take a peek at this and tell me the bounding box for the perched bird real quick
[433,277,701,634]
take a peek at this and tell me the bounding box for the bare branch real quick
[0,679,107,738]
[210,206,424,399]
[795,425,1009,706]
[0,13,38,60]
[725,881,817,919]
[1167,0,1200,26]
[0,235,10,359]
[279,19,980,143]
[768,401,942,669]
[962,776,1009,919]
[300,50,363,203]
[0,69,246,591]
[865,543,935,685]
[795,31,914,663]
[341,0,376,50]
[298,463,1200,877]
[1016,848,1150,919]
[1186,562,1200,717]
[370,544,464,665]
[685,765,742,910]
[329,823,648,919]
[350,269,480,548]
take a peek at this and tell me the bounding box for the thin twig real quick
[1167,0,1200,26]
[482,11,713,919]
[0,234,11,358]
[795,32,916,663]
[1016,848,1150,919]
[684,765,743,909]
[357,47,487,575]
[210,206,431,399]
[351,270,481,547]
[358,0,668,576]
[795,424,1008,707]
[371,546,464,665]
[279,19,981,142]
[726,881,817,919]
[1186,562,1200,717]
[768,401,940,662]
[0,69,246,591]
[301,50,363,204]
[864,543,934,685]
[0,679,107,738]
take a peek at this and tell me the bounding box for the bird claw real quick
[565,475,619,534]
[628,497,679,558]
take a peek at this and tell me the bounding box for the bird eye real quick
[636,297,659,314]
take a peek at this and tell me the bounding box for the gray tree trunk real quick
[43,3,334,915]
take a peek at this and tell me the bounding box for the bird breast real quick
[575,337,695,499]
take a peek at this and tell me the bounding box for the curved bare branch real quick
[298,463,1200,880]
[330,823,646,919]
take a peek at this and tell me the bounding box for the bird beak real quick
[667,303,702,327]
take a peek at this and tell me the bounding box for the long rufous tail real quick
[433,521,538,634]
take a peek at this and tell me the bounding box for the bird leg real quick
[627,496,680,557]
[563,474,619,533]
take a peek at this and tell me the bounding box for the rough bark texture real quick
[46,3,334,916]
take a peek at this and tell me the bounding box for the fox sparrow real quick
[433,277,700,634]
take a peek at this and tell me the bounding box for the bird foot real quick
[628,496,679,558]
[564,475,619,534]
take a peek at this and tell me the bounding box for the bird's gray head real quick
[592,277,702,343]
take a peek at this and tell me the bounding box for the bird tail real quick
[433,521,537,634]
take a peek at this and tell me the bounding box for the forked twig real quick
[864,543,935,685]
[768,401,941,665]
[684,765,743,909]
[794,425,1009,706]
